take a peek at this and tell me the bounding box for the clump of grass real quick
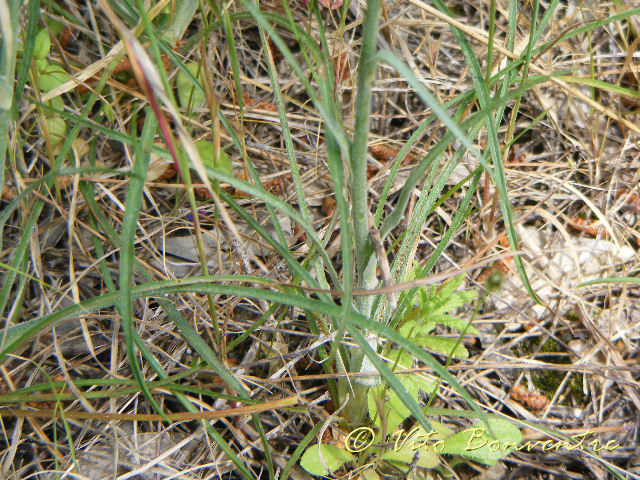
[1,0,639,479]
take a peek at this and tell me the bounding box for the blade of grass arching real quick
[0,261,504,440]
[118,112,170,422]
[10,0,39,120]
[0,280,355,363]
[419,1,539,303]
[0,373,268,404]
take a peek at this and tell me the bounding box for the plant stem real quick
[350,0,382,308]
[0,0,21,193]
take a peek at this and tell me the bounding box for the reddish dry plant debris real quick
[617,188,640,209]
[477,234,512,283]
[368,144,414,166]
[1,185,16,202]
[58,27,74,49]
[366,165,379,179]
[266,37,284,63]
[567,217,609,238]
[262,173,292,194]
[194,173,292,201]
[155,164,178,183]
[366,144,415,179]
[194,187,213,201]
[292,223,307,244]
[334,51,351,88]
[511,384,550,412]
[320,428,347,450]
[242,93,278,112]
[321,196,336,217]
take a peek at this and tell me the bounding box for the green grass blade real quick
[118,111,169,422]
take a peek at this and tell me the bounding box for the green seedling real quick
[31,29,70,152]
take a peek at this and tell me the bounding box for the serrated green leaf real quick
[423,314,479,335]
[439,417,522,466]
[407,372,437,397]
[416,336,469,359]
[388,349,413,368]
[300,444,354,476]
[423,289,476,317]
[398,319,436,338]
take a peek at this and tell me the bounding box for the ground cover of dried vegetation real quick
[1,0,640,479]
